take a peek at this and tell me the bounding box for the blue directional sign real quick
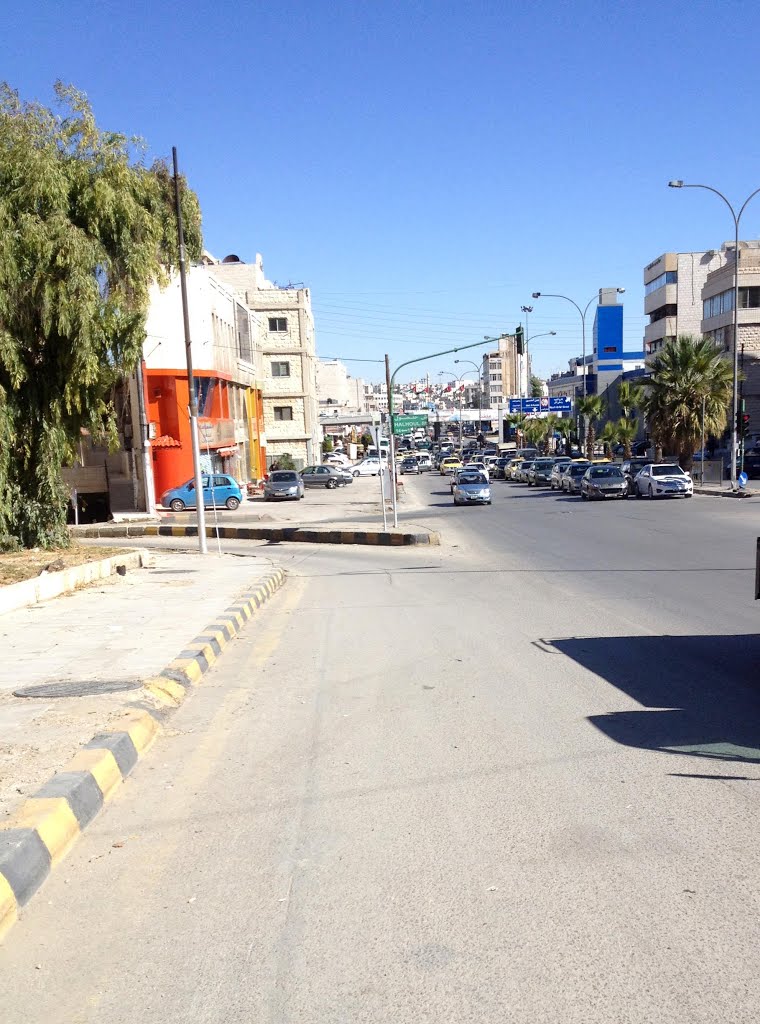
[549,396,572,412]
[508,397,571,414]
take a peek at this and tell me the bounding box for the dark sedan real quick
[300,465,352,489]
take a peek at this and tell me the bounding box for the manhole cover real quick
[13,679,143,699]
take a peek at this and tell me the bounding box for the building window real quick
[271,361,290,377]
[645,270,678,296]
[274,406,293,421]
[739,286,760,309]
[603,346,616,353]
[703,289,734,319]
[269,317,288,332]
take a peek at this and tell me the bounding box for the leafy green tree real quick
[577,395,605,461]
[277,453,297,470]
[322,437,334,454]
[640,334,733,471]
[0,82,202,548]
[530,375,544,398]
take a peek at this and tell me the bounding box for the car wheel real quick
[581,492,587,500]
[326,479,337,489]
[225,496,240,510]
[648,484,654,499]
[635,486,643,499]
[352,470,360,478]
[170,498,185,512]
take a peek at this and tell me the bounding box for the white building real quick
[209,253,321,468]
[315,359,369,415]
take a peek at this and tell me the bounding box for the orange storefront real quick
[144,366,265,501]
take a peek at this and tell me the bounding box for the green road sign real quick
[392,414,428,435]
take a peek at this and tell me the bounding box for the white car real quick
[324,453,351,468]
[635,463,693,498]
[468,460,489,480]
[351,458,383,477]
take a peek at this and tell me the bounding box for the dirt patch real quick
[0,544,130,587]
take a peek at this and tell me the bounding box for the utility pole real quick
[173,147,207,555]
[385,354,398,529]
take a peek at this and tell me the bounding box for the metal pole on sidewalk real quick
[173,146,207,554]
[385,354,398,529]
[701,394,706,489]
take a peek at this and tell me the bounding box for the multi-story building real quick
[481,334,518,405]
[142,266,266,501]
[315,359,368,415]
[592,288,643,393]
[209,253,320,469]
[644,250,724,360]
[700,241,760,422]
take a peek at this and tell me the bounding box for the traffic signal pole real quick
[387,338,493,528]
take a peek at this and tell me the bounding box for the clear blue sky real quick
[4,0,760,384]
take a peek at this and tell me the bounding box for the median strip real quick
[71,523,440,546]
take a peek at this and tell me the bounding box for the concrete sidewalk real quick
[0,548,284,823]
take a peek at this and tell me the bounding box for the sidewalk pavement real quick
[693,482,755,498]
[0,548,284,824]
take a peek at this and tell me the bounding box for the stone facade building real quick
[700,241,760,424]
[209,253,320,469]
[644,250,724,361]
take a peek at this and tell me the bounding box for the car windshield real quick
[535,461,553,467]
[652,465,684,476]
[590,466,624,478]
[570,465,589,475]
[459,473,487,485]
[270,472,297,482]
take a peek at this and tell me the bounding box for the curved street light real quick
[455,358,485,433]
[525,331,557,396]
[668,179,760,487]
[531,289,625,399]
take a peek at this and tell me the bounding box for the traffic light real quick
[515,325,524,355]
[737,404,750,438]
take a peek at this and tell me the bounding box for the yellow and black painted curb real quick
[0,567,286,941]
[71,523,441,546]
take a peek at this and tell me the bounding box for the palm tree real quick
[555,416,574,456]
[599,421,619,458]
[616,417,639,460]
[640,334,733,471]
[524,419,544,448]
[543,413,560,453]
[617,380,642,421]
[576,395,605,461]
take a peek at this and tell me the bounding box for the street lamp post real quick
[525,332,557,394]
[448,369,479,448]
[531,289,625,398]
[454,359,484,435]
[520,306,533,397]
[668,180,760,488]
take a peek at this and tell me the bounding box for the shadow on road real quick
[550,633,760,763]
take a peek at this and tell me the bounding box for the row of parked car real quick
[504,454,694,500]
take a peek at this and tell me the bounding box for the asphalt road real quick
[3,479,760,1022]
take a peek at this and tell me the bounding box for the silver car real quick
[264,470,305,501]
[452,471,491,506]
[580,464,628,500]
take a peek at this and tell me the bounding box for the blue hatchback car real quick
[161,474,242,512]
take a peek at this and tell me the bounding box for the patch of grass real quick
[0,544,131,586]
